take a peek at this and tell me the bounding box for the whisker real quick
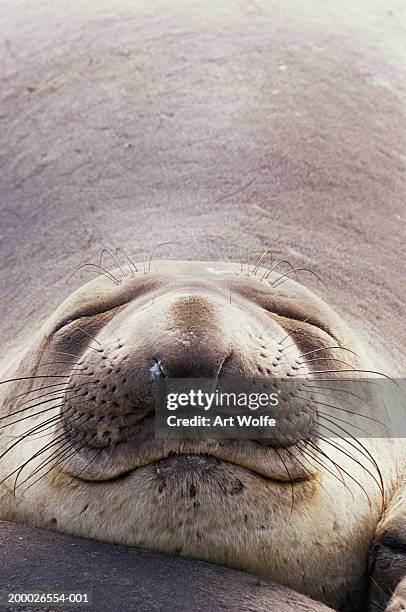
[115,248,138,276]
[274,448,295,515]
[0,414,65,466]
[317,418,385,496]
[0,375,71,386]
[304,388,370,411]
[2,393,95,442]
[293,441,355,500]
[0,403,64,430]
[253,249,272,276]
[310,431,375,507]
[309,368,398,386]
[315,424,384,505]
[8,377,98,411]
[37,359,100,368]
[148,242,178,272]
[66,263,120,286]
[56,343,104,356]
[1,395,65,424]
[15,402,103,491]
[22,442,86,493]
[5,413,64,442]
[0,425,66,488]
[99,248,127,279]
[13,417,90,489]
[299,357,357,369]
[75,325,103,347]
[25,403,86,440]
[261,260,299,282]
[25,418,67,440]
[1,384,94,425]
[272,267,326,289]
[299,346,358,359]
[55,351,87,359]
[367,596,386,611]
[278,316,313,344]
[6,381,72,405]
[317,411,378,437]
[301,438,347,486]
[283,345,359,358]
[90,442,120,483]
[12,431,72,493]
[298,391,385,426]
[303,383,370,404]
[303,438,355,501]
[286,442,339,501]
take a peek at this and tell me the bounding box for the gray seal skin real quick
[0,259,404,611]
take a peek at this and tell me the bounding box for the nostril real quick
[216,354,231,379]
[151,353,229,379]
[149,359,165,380]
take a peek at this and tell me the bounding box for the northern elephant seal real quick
[0,258,404,611]
[1,1,406,609]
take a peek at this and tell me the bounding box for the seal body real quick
[0,260,404,611]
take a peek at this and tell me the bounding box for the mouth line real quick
[62,410,318,484]
[72,450,312,486]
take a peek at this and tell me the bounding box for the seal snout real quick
[142,292,233,379]
[62,283,315,467]
[154,294,230,378]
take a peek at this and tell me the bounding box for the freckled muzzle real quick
[63,341,148,448]
[61,288,314,457]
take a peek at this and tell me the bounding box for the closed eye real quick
[53,316,85,334]
[52,276,160,337]
[270,312,341,344]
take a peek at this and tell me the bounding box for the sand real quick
[0,0,405,374]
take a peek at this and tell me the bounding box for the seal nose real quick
[154,294,230,379]
[157,349,226,379]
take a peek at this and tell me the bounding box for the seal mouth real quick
[77,451,313,486]
[60,413,318,484]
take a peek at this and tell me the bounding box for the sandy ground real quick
[0,0,405,373]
